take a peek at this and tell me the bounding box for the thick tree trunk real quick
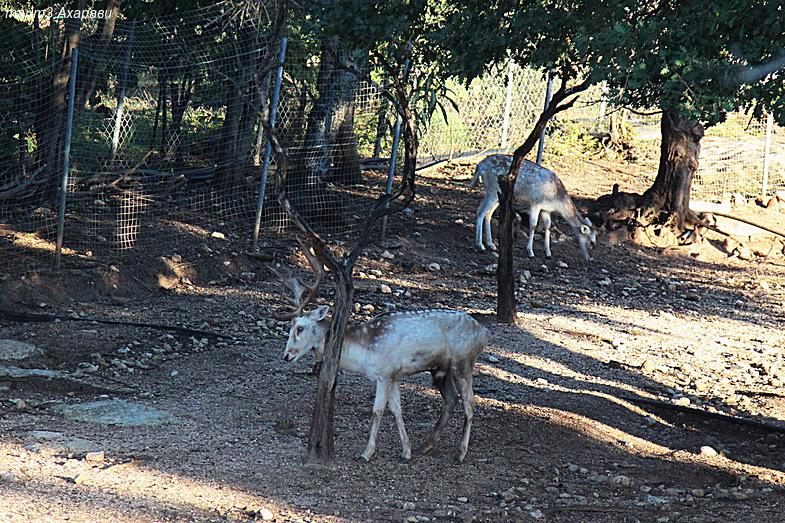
[608,108,631,148]
[641,109,704,228]
[292,38,361,203]
[307,268,354,463]
[76,0,120,110]
[219,25,257,184]
[34,1,83,201]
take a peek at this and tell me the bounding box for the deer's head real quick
[577,216,598,261]
[284,305,329,363]
[270,237,328,363]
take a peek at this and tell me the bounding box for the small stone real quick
[522,270,532,281]
[427,262,441,272]
[529,509,544,519]
[0,472,15,482]
[240,272,256,281]
[211,231,226,239]
[684,292,700,302]
[557,261,568,268]
[171,254,182,263]
[486,355,500,364]
[598,277,611,286]
[529,300,545,309]
[85,451,105,462]
[738,245,754,260]
[644,494,669,506]
[483,263,498,275]
[259,508,274,521]
[567,464,580,473]
[170,370,179,378]
[402,501,415,510]
[455,218,464,225]
[501,488,519,501]
[456,497,468,503]
[641,360,657,373]
[380,284,392,294]
[381,250,395,259]
[690,488,705,497]
[611,475,632,487]
[699,445,718,457]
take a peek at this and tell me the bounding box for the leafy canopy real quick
[439,0,785,127]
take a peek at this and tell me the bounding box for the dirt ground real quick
[3,152,785,522]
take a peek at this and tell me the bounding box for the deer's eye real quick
[296,326,304,335]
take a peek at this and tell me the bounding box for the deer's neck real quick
[316,322,378,378]
[559,198,585,229]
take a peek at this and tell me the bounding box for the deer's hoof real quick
[488,244,497,252]
[419,441,434,455]
[398,455,412,464]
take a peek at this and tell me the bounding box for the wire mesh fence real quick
[2,4,784,276]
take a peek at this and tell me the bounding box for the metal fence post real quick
[251,36,288,252]
[55,48,79,270]
[536,74,553,165]
[598,81,608,127]
[111,21,134,163]
[762,111,774,199]
[500,59,514,150]
[380,56,412,241]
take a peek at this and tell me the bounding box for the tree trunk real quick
[496,175,517,323]
[307,266,354,463]
[608,108,631,148]
[33,1,83,201]
[76,0,121,110]
[496,78,590,323]
[292,38,361,199]
[218,25,257,184]
[641,109,704,228]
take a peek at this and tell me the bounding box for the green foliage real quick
[545,119,603,159]
[438,1,785,129]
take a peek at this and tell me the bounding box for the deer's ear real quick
[580,224,592,235]
[310,305,330,321]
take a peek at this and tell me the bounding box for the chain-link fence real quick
[2,4,784,275]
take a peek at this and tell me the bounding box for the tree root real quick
[0,307,233,339]
[620,396,785,434]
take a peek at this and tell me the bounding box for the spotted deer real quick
[273,249,490,463]
[469,154,597,260]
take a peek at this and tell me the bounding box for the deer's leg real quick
[541,211,552,258]
[527,205,541,258]
[361,379,391,461]
[455,369,476,463]
[420,370,459,455]
[474,198,490,251]
[484,200,500,251]
[388,382,412,461]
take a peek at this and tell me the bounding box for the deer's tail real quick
[468,166,482,189]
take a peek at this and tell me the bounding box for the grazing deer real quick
[468,154,597,260]
[272,250,490,463]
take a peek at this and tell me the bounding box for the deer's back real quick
[347,310,489,379]
[478,154,568,208]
